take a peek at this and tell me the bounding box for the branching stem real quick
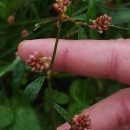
[47,21,62,130]
[50,21,62,72]
[110,24,129,30]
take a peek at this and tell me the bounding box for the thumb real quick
[57,88,130,130]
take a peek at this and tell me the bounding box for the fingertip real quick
[18,40,28,61]
[18,39,55,62]
[57,123,70,130]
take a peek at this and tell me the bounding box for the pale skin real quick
[18,39,130,130]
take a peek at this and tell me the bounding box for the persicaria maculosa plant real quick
[20,0,129,130]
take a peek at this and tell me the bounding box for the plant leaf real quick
[0,64,10,77]
[0,57,21,77]
[24,76,45,101]
[0,1,6,19]
[11,105,41,130]
[45,88,69,105]
[54,103,72,125]
[111,10,130,24]
[69,79,97,106]
[0,105,14,129]
[78,26,87,39]
[86,0,96,22]
[53,90,69,105]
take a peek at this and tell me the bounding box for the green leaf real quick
[66,1,73,16]
[69,79,97,106]
[0,105,14,129]
[86,0,96,22]
[6,0,32,15]
[12,57,21,68]
[53,90,69,105]
[0,57,21,77]
[78,26,87,39]
[0,1,6,19]
[6,0,22,15]
[89,29,99,39]
[111,10,130,24]
[68,102,84,115]
[0,64,10,77]
[11,106,41,130]
[24,76,45,101]
[54,103,72,125]
[34,23,40,31]
[13,62,27,89]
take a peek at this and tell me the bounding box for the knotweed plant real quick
[22,0,129,130]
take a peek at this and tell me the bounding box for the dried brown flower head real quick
[26,51,52,72]
[90,14,112,33]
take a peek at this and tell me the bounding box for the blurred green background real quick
[0,0,130,129]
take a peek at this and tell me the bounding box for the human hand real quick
[18,39,130,130]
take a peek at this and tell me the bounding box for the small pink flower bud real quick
[59,3,64,8]
[53,3,59,12]
[31,67,36,71]
[57,0,63,3]
[21,29,29,37]
[30,55,35,59]
[63,0,70,6]
[7,15,15,25]
[15,52,19,57]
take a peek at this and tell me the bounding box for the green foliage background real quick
[0,0,130,129]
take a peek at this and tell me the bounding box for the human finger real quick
[57,88,130,130]
[18,38,130,84]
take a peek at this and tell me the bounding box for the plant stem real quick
[110,25,129,30]
[69,18,89,27]
[50,21,62,72]
[18,17,57,26]
[47,77,56,130]
[47,21,62,130]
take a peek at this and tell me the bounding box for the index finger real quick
[18,38,130,84]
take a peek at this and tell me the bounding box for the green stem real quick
[34,17,58,31]
[18,17,57,26]
[47,77,56,130]
[46,21,62,130]
[110,24,129,30]
[50,21,62,72]
[69,18,89,27]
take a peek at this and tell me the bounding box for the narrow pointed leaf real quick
[86,0,96,22]
[54,103,72,125]
[0,65,10,77]
[0,57,21,77]
[24,76,45,102]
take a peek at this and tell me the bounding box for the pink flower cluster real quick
[70,113,91,130]
[26,51,52,72]
[90,14,112,33]
[53,0,71,21]
[7,15,15,25]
